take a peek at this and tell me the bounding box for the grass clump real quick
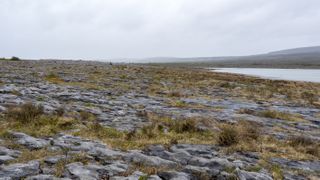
[55,152,90,177]
[217,125,239,146]
[45,72,64,83]
[5,103,44,124]
[217,120,262,149]
[289,135,320,158]
[119,163,173,178]
[3,103,77,137]
[244,165,262,172]
[171,100,188,108]
[237,120,261,141]
[258,110,304,122]
[9,149,59,164]
[167,90,183,98]
[289,135,314,147]
[75,114,215,150]
[271,165,284,180]
[79,110,96,121]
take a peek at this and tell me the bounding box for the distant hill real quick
[147,46,320,69]
[269,46,320,55]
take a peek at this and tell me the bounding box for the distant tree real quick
[10,56,20,61]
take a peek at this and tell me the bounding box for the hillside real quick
[148,46,320,68]
[269,46,320,55]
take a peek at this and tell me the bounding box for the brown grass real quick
[217,125,239,146]
[5,103,44,124]
[45,72,64,84]
[74,115,216,150]
[2,103,78,137]
[258,110,305,122]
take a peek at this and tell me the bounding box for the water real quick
[211,68,320,83]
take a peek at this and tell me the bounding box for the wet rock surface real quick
[0,60,319,179]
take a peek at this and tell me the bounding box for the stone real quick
[66,162,113,180]
[183,165,219,179]
[170,144,218,159]
[188,157,233,170]
[110,171,147,180]
[271,158,320,171]
[0,156,14,165]
[103,161,128,176]
[158,171,191,180]
[52,135,124,160]
[44,155,66,165]
[66,162,100,180]
[146,145,191,165]
[25,174,71,180]
[0,161,40,179]
[0,146,21,158]
[236,169,273,180]
[0,177,11,180]
[125,152,177,168]
[10,132,48,150]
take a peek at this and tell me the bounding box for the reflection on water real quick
[211,68,320,83]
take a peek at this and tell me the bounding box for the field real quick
[0,59,319,179]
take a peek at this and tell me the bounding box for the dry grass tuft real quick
[217,125,239,146]
[2,103,78,137]
[74,114,215,150]
[5,103,44,124]
[10,149,59,164]
[258,110,305,122]
[289,135,320,158]
[54,152,90,177]
[45,72,64,83]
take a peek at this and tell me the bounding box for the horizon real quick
[2,45,320,62]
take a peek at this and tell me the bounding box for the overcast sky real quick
[1,0,320,60]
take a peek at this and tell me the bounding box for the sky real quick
[1,0,320,60]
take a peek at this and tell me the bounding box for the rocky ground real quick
[0,60,319,180]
